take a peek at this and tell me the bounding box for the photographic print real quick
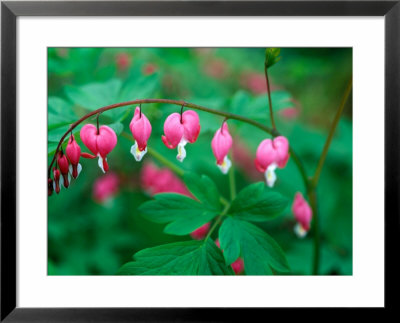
[47,47,352,276]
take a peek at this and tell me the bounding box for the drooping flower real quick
[190,222,210,240]
[129,106,152,162]
[57,151,70,188]
[66,134,82,179]
[211,122,233,174]
[80,124,117,173]
[292,192,312,238]
[53,168,61,194]
[140,162,191,196]
[255,136,289,187]
[93,172,120,203]
[161,110,200,162]
[215,239,245,275]
[48,178,54,196]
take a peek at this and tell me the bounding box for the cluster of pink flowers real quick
[93,172,120,203]
[49,106,293,196]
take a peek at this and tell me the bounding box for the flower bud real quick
[66,134,82,179]
[53,168,61,194]
[57,151,70,188]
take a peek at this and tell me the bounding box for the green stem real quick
[310,77,352,275]
[264,66,277,130]
[309,190,319,275]
[205,203,230,240]
[48,98,275,177]
[312,78,352,187]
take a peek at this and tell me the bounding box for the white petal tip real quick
[176,140,187,162]
[130,143,147,162]
[98,155,106,173]
[265,163,277,187]
[294,223,308,238]
[217,156,231,175]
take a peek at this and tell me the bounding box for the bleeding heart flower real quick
[211,122,233,174]
[129,106,152,162]
[215,239,245,275]
[190,222,210,240]
[255,136,289,187]
[48,178,54,196]
[53,168,61,194]
[66,134,82,179]
[80,124,117,173]
[140,162,191,197]
[57,151,70,188]
[93,172,120,203]
[161,110,200,162]
[292,192,312,238]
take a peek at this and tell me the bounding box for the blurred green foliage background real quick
[48,47,352,275]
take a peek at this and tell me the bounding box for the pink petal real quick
[211,123,232,165]
[80,124,99,155]
[66,135,81,165]
[292,192,312,231]
[255,139,278,172]
[182,110,200,143]
[96,125,117,158]
[162,113,184,149]
[130,107,152,151]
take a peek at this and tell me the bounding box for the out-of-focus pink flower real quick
[116,53,131,71]
[129,106,152,162]
[204,58,229,79]
[292,192,312,238]
[232,137,262,181]
[241,72,267,95]
[190,222,210,240]
[142,63,157,75]
[279,107,299,120]
[215,239,245,275]
[255,136,290,187]
[80,124,117,173]
[57,151,70,188]
[93,172,120,203]
[161,110,201,162]
[140,162,191,197]
[66,134,82,179]
[211,122,232,174]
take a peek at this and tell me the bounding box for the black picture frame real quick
[1,1,399,321]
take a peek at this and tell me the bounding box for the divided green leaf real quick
[183,173,222,210]
[138,193,220,236]
[219,217,290,275]
[229,182,288,221]
[118,239,234,275]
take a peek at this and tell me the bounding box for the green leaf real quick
[265,48,281,69]
[107,122,124,136]
[228,182,288,221]
[118,239,234,275]
[183,173,222,210]
[64,79,122,111]
[219,217,290,274]
[48,97,76,130]
[138,193,219,235]
[119,73,160,102]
